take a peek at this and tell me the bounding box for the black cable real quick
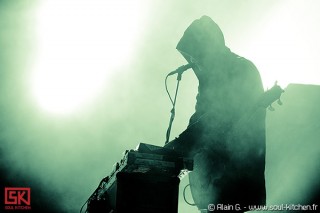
[165,74,174,106]
[164,74,175,144]
[165,73,182,144]
[80,199,89,213]
[183,184,196,206]
[80,177,108,213]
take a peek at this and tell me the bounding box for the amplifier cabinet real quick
[111,172,180,213]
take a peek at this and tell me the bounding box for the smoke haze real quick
[0,0,319,212]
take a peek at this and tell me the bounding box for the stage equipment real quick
[84,143,193,213]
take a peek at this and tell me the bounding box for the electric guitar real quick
[164,81,284,153]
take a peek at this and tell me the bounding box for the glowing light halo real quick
[31,0,147,114]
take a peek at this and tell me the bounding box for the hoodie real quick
[175,16,267,210]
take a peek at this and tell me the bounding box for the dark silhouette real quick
[165,16,266,212]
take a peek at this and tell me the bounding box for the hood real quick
[176,15,227,65]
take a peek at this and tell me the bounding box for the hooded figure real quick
[169,16,266,211]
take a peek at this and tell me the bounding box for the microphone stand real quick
[165,72,183,145]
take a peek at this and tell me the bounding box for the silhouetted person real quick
[165,16,266,212]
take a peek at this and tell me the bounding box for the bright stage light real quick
[235,1,320,91]
[31,0,147,114]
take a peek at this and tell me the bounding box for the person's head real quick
[176,15,227,64]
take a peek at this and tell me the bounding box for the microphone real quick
[167,63,194,76]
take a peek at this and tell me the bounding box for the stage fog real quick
[0,0,319,212]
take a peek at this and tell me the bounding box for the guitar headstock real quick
[260,81,285,111]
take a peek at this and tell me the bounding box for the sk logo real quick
[4,187,31,206]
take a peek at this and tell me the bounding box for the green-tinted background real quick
[0,0,319,212]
